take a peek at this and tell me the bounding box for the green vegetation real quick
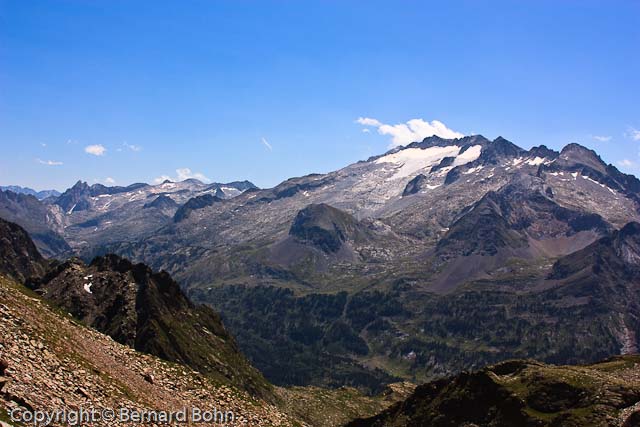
[194,271,625,393]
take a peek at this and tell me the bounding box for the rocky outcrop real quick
[402,174,428,196]
[0,218,47,282]
[174,194,223,222]
[0,274,300,426]
[347,357,640,427]
[289,204,370,253]
[27,254,273,399]
[143,194,178,210]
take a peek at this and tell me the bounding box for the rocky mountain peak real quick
[528,144,559,159]
[409,134,490,151]
[558,143,607,171]
[482,136,526,161]
[72,180,90,190]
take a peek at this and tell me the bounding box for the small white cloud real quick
[357,117,464,148]
[361,128,371,133]
[122,142,142,152]
[356,117,383,127]
[154,168,210,184]
[261,137,273,151]
[40,143,47,147]
[104,177,116,185]
[591,135,612,142]
[36,158,63,166]
[85,144,106,156]
[176,168,209,182]
[617,159,635,168]
[626,127,640,141]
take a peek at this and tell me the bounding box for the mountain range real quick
[1,134,639,396]
[0,186,60,200]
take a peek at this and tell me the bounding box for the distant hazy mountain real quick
[0,189,70,257]
[0,179,257,258]
[0,185,60,200]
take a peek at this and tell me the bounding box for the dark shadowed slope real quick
[347,356,640,427]
[0,217,48,282]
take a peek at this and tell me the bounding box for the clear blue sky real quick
[1,0,639,191]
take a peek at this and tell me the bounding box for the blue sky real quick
[1,0,639,191]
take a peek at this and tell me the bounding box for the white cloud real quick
[176,168,209,182]
[261,137,273,151]
[617,159,635,168]
[361,128,371,133]
[121,142,142,152]
[85,144,106,156]
[104,177,116,185]
[357,117,464,147]
[154,168,210,184]
[591,135,612,142]
[40,143,47,147]
[356,117,382,127]
[626,127,640,141]
[36,158,63,166]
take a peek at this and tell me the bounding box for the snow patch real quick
[423,184,441,191]
[375,145,461,179]
[463,165,484,175]
[453,145,482,166]
[83,282,93,294]
[374,144,482,180]
[526,157,545,166]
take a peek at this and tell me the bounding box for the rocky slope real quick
[346,356,640,427]
[26,253,274,401]
[0,274,300,427]
[0,217,272,401]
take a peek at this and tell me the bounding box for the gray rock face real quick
[402,174,428,196]
[289,204,367,253]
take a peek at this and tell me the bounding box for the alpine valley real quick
[2,134,640,426]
